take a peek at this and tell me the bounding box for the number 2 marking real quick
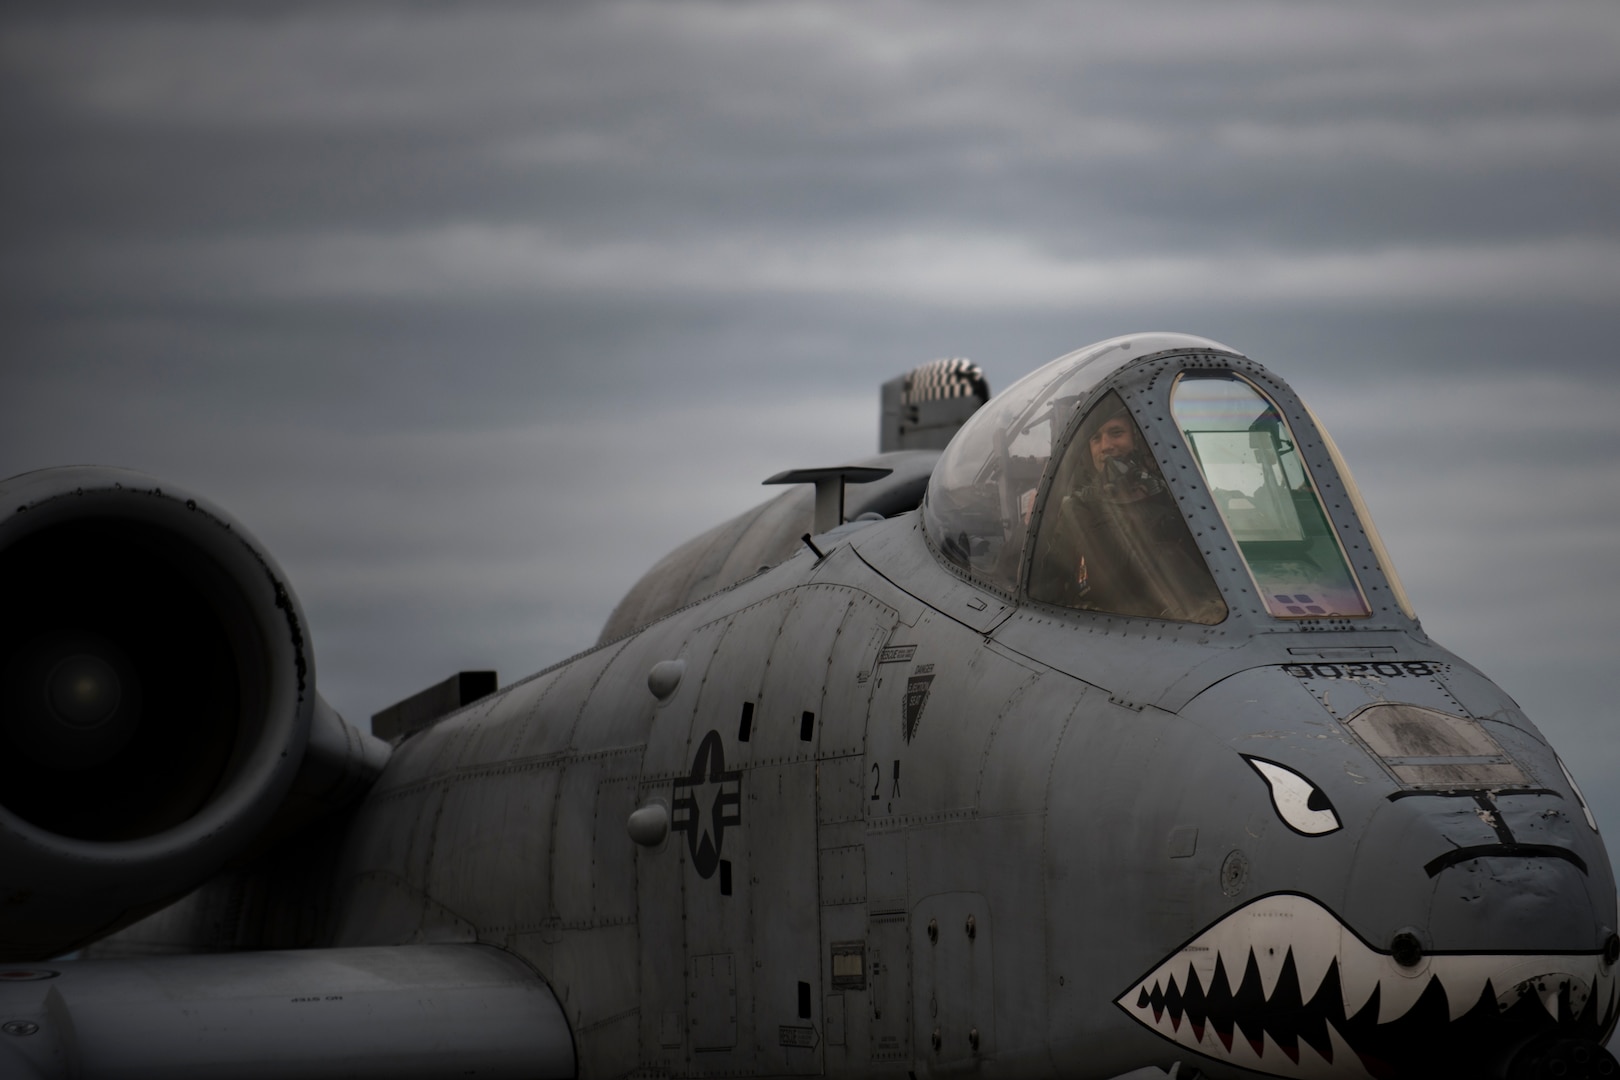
[871,760,900,802]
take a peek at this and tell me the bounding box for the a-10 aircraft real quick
[0,333,1614,1080]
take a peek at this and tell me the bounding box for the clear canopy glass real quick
[922,352,1103,590]
[1027,392,1227,623]
[1170,374,1371,619]
[921,334,1400,626]
[923,333,1229,594]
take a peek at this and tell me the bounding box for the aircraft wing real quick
[0,944,574,1079]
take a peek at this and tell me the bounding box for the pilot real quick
[1031,398,1225,623]
[1083,404,1157,504]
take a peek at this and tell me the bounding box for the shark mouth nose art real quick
[1116,893,1618,1079]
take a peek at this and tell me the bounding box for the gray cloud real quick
[3,0,1619,880]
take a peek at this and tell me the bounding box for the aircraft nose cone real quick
[1117,891,1620,1079]
[1429,852,1600,954]
[1347,793,1605,955]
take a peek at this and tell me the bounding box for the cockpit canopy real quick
[922,333,1413,626]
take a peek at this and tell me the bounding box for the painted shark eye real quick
[1243,756,1341,836]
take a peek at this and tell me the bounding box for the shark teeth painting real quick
[1116,893,1619,1079]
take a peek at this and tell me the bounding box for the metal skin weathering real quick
[0,334,1614,1080]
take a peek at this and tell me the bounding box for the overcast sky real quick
[3,2,1618,863]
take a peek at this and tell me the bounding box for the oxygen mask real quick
[1087,453,1165,504]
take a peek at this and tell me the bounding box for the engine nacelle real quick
[0,467,315,960]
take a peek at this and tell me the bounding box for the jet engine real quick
[0,467,317,960]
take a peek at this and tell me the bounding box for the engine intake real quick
[0,467,315,960]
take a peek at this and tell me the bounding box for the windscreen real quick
[1171,374,1370,619]
[1027,392,1227,624]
